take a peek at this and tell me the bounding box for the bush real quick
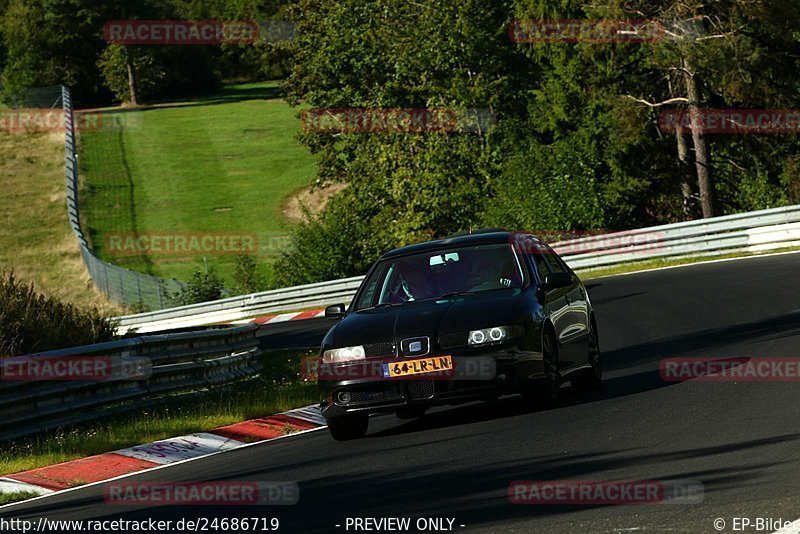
[175,266,226,305]
[232,254,268,295]
[480,139,606,233]
[0,272,116,357]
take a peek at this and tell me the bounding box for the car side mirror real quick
[541,272,572,291]
[325,303,347,319]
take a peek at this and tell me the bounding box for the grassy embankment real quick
[79,81,316,286]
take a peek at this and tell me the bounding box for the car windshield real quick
[355,243,525,310]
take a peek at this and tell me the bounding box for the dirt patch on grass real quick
[282,182,346,222]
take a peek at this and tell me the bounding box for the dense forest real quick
[2,0,799,286]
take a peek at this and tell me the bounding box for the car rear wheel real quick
[571,319,603,392]
[327,414,369,441]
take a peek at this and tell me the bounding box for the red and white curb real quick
[229,309,326,326]
[0,405,326,498]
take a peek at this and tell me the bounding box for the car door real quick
[539,245,587,370]
[526,241,574,371]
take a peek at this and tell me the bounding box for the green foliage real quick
[482,140,605,232]
[0,272,116,356]
[176,266,226,305]
[276,0,517,284]
[1,0,259,105]
[0,0,51,103]
[4,0,800,290]
[275,0,800,286]
[97,45,164,103]
[274,195,379,287]
[98,44,220,104]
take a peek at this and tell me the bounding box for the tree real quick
[618,0,800,217]
[277,0,521,284]
[1,0,112,104]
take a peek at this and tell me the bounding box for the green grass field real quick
[79,81,315,285]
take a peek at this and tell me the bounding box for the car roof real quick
[379,230,542,260]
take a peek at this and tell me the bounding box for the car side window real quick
[540,247,565,274]
[516,235,549,282]
[551,250,576,277]
[532,253,551,280]
[356,262,392,309]
[355,276,379,309]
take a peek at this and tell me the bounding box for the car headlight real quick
[468,326,508,345]
[322,345,366,363]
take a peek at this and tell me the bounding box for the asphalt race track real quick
[4,253,800,533]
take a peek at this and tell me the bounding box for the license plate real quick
[383,355,454,378]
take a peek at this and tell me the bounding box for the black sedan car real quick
[318,230,601,440]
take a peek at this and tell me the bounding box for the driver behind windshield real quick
[379,245,521,305]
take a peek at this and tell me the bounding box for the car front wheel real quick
[327,414,369,441]
[523,329,560,407]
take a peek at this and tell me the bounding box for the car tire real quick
[571,318,603,392]
[523,329,560,407]
[327,414,369,441]
[396,406,426,420]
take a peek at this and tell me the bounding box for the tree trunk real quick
[125,46,138,106]
[675,123,696,219]
[683,58,716,218]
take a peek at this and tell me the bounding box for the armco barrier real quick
[115,204,800,334]
[551,205,800,269]
[117,276,364,334]
[0,324,261,442]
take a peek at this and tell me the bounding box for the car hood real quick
[330,289,528,348]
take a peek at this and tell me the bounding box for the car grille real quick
[364,342,395,358]
[439,332,468,350]
[407,380,435,400]
[346,389,402,404]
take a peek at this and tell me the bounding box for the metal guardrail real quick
[62,86,185,310]
[0,324,261,442]
[115,204,800,333]
[117,276,364,333]
[551,204,800,269]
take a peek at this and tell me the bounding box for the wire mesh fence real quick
[61,86,185,311]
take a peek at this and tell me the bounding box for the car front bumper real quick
[318,349,543,420]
